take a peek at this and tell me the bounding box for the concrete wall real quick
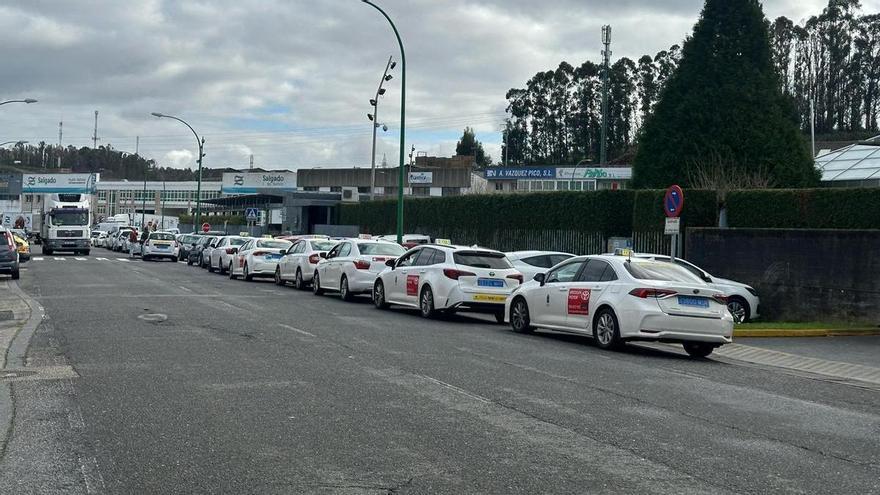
[686,228,880,323]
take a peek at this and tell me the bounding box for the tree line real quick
[501,0,880,167]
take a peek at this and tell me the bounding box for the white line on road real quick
[32,257,43,261]
[178,285,193,292]
[115,258,130,262]
[278,323,315,338]
[75,257,87,261]
[53,257,66,261]
[96,257,109,260]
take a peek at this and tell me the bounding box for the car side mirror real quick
[385,259,396,268]
[533,273,546,286]
[703,275,712,283]
[319,252,327,259]
[278,249,287,255]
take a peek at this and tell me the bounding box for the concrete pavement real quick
[1,252,879,493]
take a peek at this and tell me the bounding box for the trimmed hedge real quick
[631,189,718,232]
[727,188,880,229]
[340,190,636,237]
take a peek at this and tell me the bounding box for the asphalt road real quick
[2,251,879,494]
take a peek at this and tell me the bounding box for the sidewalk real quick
[0,279,32,368]
[734,336,880,369]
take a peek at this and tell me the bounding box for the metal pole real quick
[141,167,147,228]
[150,113,203,232]
[363,0,406,245]
[161,179,166,229]
[600,25,612,165]
[810,99,816,157]
[370,56,394,201]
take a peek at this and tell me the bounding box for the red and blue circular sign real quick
[664,185,684,218]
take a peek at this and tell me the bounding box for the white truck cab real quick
[39,193,92,255]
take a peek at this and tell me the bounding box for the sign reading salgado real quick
[221,172,297,193]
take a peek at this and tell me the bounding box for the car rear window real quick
[0,232,10,251]
[257,240,291,249]
[311,240,337,251]
[358,243,406,255]
[230,238,249,246]
[454,251,512,269]
[151,233,175,241]
[624,261,703,283]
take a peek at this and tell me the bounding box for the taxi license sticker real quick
[567,289,591,315]
[472,294,507,303]
[406,274,419,296]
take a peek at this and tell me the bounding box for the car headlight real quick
[745,286,758,297]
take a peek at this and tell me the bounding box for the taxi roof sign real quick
[358,234,372,239]
[435,238,452,245]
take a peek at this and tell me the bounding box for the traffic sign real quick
[201,222,211,233]
[664,185,685,218]
[664,217,681,235]
[245,208,259,221]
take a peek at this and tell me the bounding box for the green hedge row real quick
[727,188,880,229]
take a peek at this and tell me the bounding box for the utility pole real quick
[135,136,139,156]
[57,120,63,168]
[600,25,612,165]
[810,99,816,157]
[369,55,395,201]
[92,110,99,148]
[249,154,254,170]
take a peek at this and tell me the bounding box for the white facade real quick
[94,181,223,219]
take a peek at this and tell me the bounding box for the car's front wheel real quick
[727,296,750,324]
[229,263,237,279]
[340,276,354,301]
[294,269,305,290]
[510,298,534,334]
[373,280,389,309]
[313,272,324,295]
[420,286,437,319]
[683,342,715,358]
[593,308,622,350]
[243,263,252,281]
[275,268,285,286]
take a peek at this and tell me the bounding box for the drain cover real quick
[0,310,13,321]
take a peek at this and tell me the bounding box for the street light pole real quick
[0,140,28,147]
[369,56,395,201]
[0,99,37,107]
[151,113,205,232]
[362,0,406,245]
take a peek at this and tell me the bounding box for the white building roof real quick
[815,143,880,182]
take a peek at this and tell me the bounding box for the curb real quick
[734,328,880,338]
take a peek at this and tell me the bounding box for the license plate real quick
[678,296,709,308]
[156,245,169,249]
[477,278,504,288]
[473,294,507,303]
[266,254,281,260]
[63,243,75,247]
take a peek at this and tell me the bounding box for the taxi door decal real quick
[567,288,591,315]
[406,274,419,296]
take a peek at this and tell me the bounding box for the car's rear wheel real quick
[420,286,437,319]
[683,342,715,358]
[593,308,622,350]
[243,263,252,281]
[274,268,285,286]
[11,268,20,280]
[727,296,750,324]
[510,298,534,333]
[219,260,227,275]
[373,280,389,309]
[187,257,193,266]
[313,272,324,295]
[229,262,237,279]
[294,269,305,290]
[340,276,352,301]
[207,259,215,272]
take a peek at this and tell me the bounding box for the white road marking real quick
[75,257,87,261]
[277,323,315,338]
[115,258,130,262]
[96,257,109,260]
[178,285,193,293]
[32,257,44,261]
[53,257,66,261]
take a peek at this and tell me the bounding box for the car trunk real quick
[453,251,518,301]
[648,281,726,319]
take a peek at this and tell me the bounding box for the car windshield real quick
[454,251,512,269]
[257,240,291,249]
[230,238,250,246]
[51,211,89,226]
[624,260,704,283]
[358,243,406,255]
[150,233,175,241]
[311,240,338,251]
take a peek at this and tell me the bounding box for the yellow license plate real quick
[472,294,507,303]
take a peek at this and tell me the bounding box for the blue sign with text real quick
[485,168,556,180]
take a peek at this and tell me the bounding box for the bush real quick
[728,189,880,229]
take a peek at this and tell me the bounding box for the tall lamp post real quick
[362,0,406,244]
[0,140,28,147]
[151,113,205,232]
[368,56,396,201]
[0,99,37,107]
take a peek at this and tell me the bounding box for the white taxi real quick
[229,238,292,281]
[373,244,523,322]
[276,238,339,289]
[312,239,407,300]
[141,232,180,261]
[505,255,734,357]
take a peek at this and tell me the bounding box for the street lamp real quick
[368,55,395,202]
[0,140,28,147]
[0,99,37,106]
[151,112,205,232]
[362,0,406,244]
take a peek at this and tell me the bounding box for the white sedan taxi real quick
[230,238,292,281]
[313,239,407,300]
[505,255,734,358]
[373,244,523,322]
[276,238,339,289]
[141,232,180,261]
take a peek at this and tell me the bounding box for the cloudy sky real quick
[2,0,876,172]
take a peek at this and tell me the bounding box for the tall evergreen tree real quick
[455,127,491,168]
[632,0,819,188]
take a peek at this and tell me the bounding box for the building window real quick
[494,182,504,191]
[530,181,542,191]
[412,186,430,196]
[442,187,460,196]
[556,181,569,191]
[357,187,370,194]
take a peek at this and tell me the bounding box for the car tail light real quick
[353,259,371,270]
[629,288,678,298]
[443,268,476,280]
[309,253,321,264]
[226,247,236,254]
[507,274,524,284]
[253,251,269,257]
[5,233,14,250]
[712,293,728,304]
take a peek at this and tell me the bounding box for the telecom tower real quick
[600,25,612,165]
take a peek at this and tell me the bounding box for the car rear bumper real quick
[444,287,512,312]
[347,270,379,293]
[0,260,19,273]
[622,309,734,345]
[249,260,280,276]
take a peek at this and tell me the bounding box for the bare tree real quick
[687,153,774,208]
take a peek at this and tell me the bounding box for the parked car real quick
[313,239,406,300]
[142,232,180,261]
[617,252,760,323]
[378,234,432,248]
[187,236,215,266]
[0,228,21,280]
[12,233,30,262]
[209,236,252,274]
[506,255,734,358]
[90,230,106,247]
[373,244,523,322]
[198,236,220,268]
[176,234,199,262]
[229,238,292,281]
[276,238,339,289]
[506,251,576,282]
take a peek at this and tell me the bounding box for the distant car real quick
[199,236,221,269]
[188,236,215,267]
[12,234,30,262]
[616,253,760,323]
[95,231,109,247]
[141,232,180,261]
[506,251,576,282]
[373,244,523,322]
[209,236,252,274]
[230,238,292,281]
[506,255,734,358]
[313,239,407,300]
[378,234,432,248]
[90,230,106,247]
[0,228,21,280]
[176,234,199,262]
[276,238,339,289]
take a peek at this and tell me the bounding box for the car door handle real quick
[592,287,604,292]
[419,270,426,274]
[557,287,568,292]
